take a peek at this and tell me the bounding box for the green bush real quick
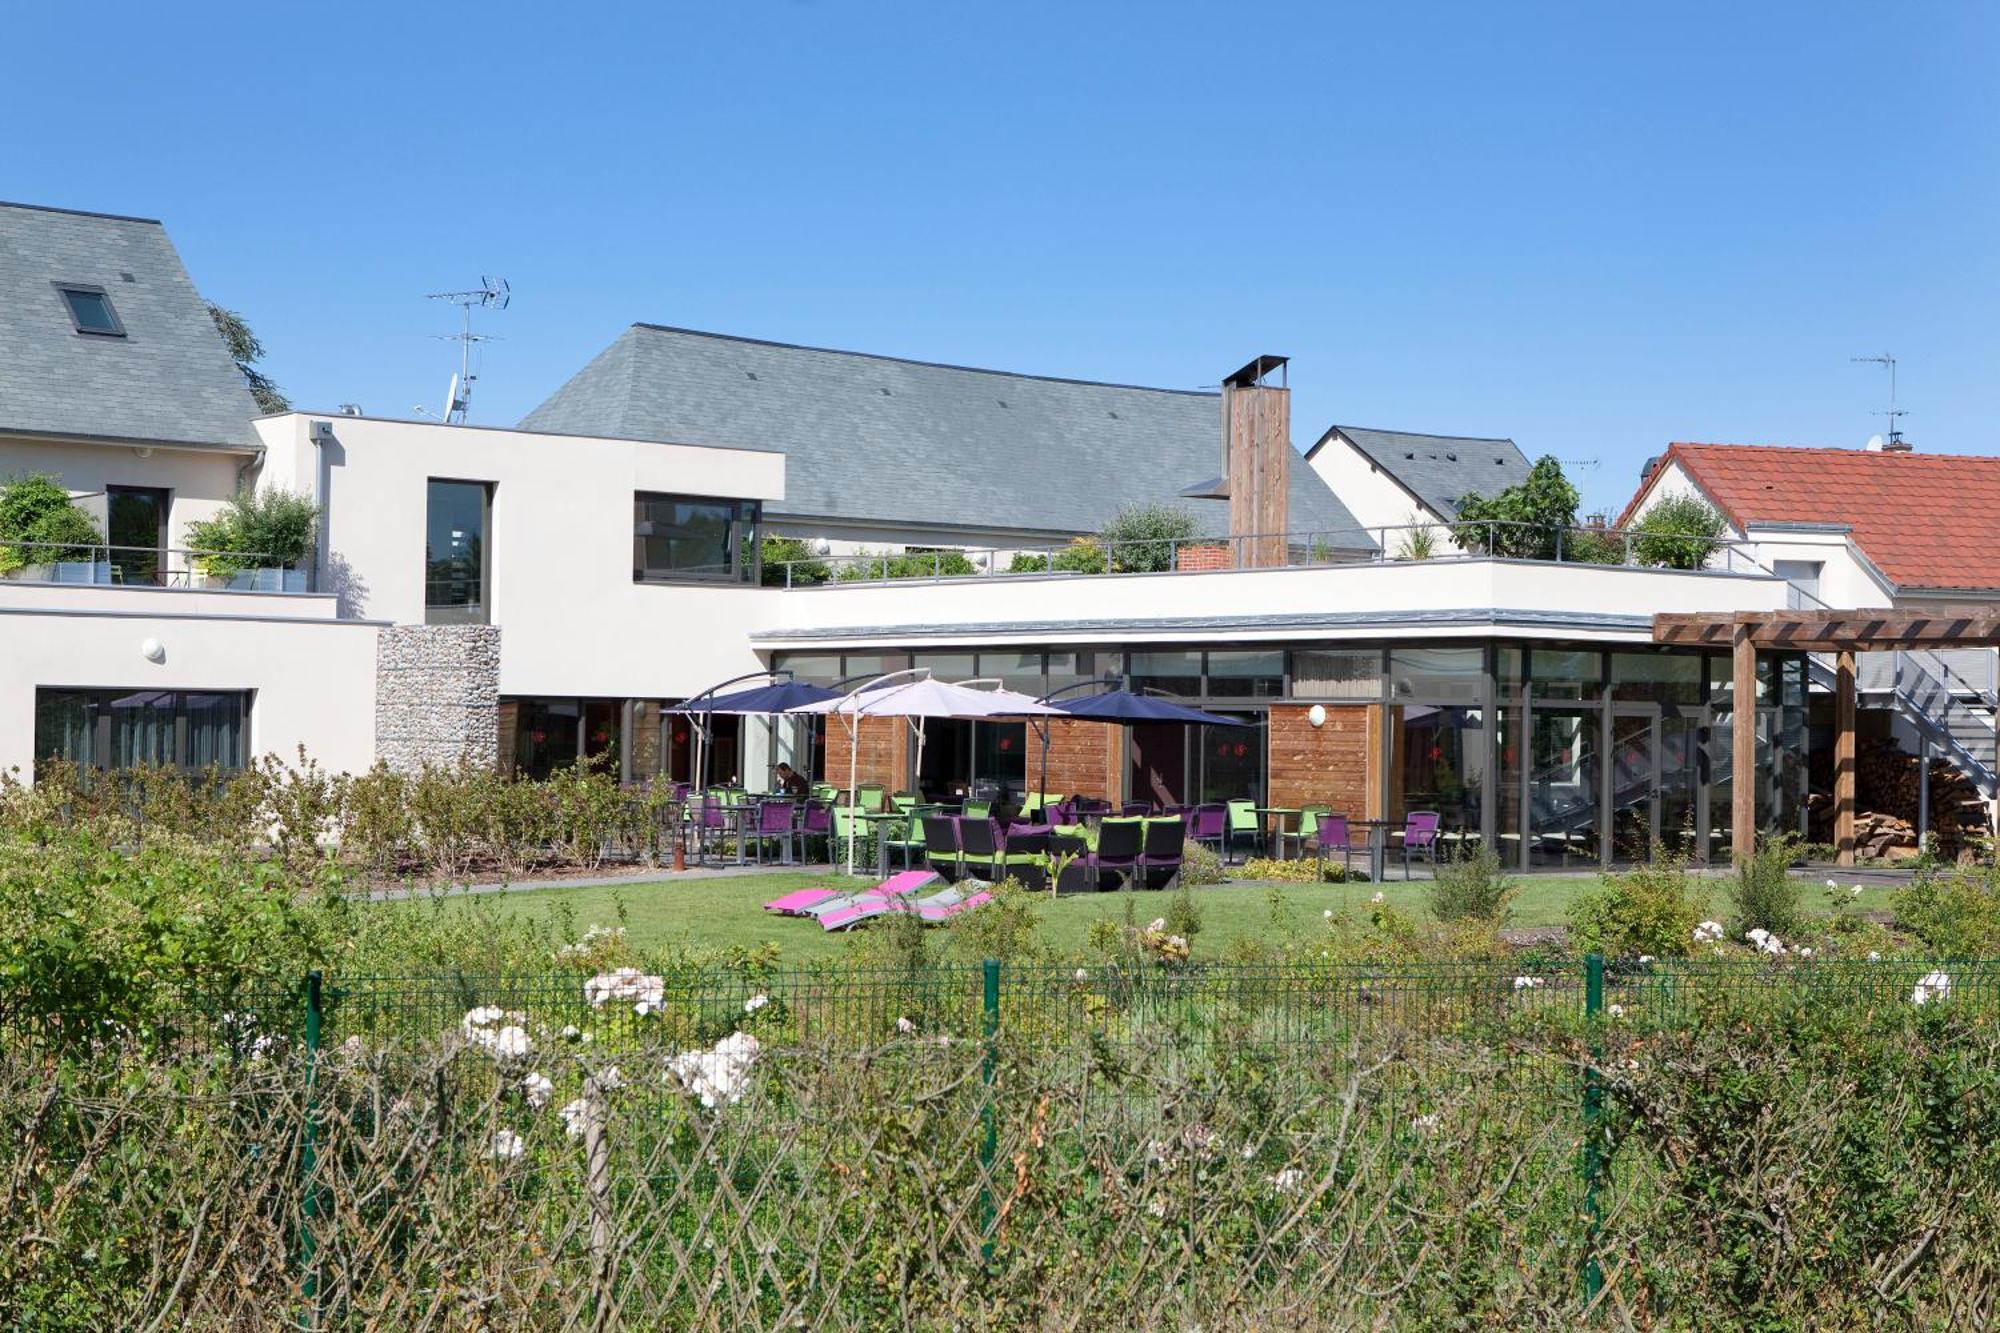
[1012,538,1109,574]
[1893,865,2000,956]
[0,474,103,570]
[1630,494,1726,570]
[1450,456,1580,560]
[1239,855,1345,883]
[1568,858,1708,958]
[1728,834,1805,938]
[1178,841,1226,886]
[758,535,830,586]
[1425,847,1515,924]
[835,548,978,580]
[1100,504,1198,573]
[183,487,319,574]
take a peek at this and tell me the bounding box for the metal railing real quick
[0,541,313,593]
[771,519,1771,587]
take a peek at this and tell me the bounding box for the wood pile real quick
[1812,735,1989,860]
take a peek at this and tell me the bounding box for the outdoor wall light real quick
[814,538,832,556]
[140,637,166,664]
[1307,704,1327,728]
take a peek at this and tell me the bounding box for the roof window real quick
[56,284,125,337]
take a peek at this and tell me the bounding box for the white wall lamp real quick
[1306,704,1327,728]
[140,637,166,665]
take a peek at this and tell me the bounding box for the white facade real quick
[0,409,1810,786]
[1303,432,1471,555]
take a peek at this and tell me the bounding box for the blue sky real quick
[5,1,1994,513]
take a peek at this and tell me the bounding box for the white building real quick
[1,200,1823,867]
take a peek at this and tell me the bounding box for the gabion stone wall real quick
[374,624,502,771]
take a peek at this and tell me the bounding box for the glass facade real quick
[763,639,1806,864]
[425,479,490,624]
[632,493,758,583]
[34,688,249,777]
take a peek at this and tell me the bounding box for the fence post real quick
[1581,953,1605,1308]
[300,969,324,1325]
[980,957,1000,1264]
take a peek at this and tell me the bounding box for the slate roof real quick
[1625,442,2000,593]
[521,325,1373,546]
[1311,425,1532,518]
[0,202,258,450]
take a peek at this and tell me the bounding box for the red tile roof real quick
[1626,443,2000,593]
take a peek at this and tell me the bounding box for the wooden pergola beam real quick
[1655,606,2000,652]
[1733,624,1755,866]
[1834,649,1856,867]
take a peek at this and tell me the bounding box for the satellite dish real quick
[1865,434,1886,452]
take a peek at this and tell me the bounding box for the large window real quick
[426,479,491,624]
[506,696,621,781]
[107,486,168,587]
[34,688,249,776]
[633,493,758,583]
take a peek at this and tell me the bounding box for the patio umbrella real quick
[675,679,844,799]
[795,675,1063,874]
[1037,687,1251,807]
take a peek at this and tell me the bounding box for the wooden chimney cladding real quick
[1223,356,1290,568]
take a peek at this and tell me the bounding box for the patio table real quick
[857,809,911,879]
[1345,818,1399,883]
[1252,806,1302,861]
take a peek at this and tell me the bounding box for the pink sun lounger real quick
[764,869,939,917]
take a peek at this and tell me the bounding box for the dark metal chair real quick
[1138,817,1187,889]
[957,817,1004,881]
[1090,817,1144,890]
[922,815,963,881]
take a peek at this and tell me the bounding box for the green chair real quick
[855,784,887,812]
[811,782,838,804]
[884,811,927,869]
[832,806,868,870]
[963,798,992,820]
[890,791,920,812]
[1224,799,1260,863]
[1280,806,1331,860]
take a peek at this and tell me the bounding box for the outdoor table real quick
[858,809,910,878]
[1253,806,1302,861]
[717,803,760,867]
[1345,818,1398,883]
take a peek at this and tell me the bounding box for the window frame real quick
[632,492,761,585]
[54,282,127,338]
[425,477,494,625]
[33,687,251,777]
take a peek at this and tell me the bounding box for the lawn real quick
[389,868,1902,965]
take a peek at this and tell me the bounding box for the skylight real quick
[56,284,125,337]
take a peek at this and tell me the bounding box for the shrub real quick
[1630,494,1726,570]
[1562,521,1628,564]
[1425,847,1515,924]
[1101,504,1198,573]
[1892,865,2000,956]
[1450,456,1580,560]
[0,474,103,570]
[1568,858,1708,958]
[1010,537,1108,575]
[1728,834,1805,938]
[1178,842,1226,887]
[835,548,978,580]
[184,487,319,573]
[1240,855,1345,884]
[758,535,830,586]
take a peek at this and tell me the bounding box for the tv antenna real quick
[1559,457,1601,471]
[1851,352,1906,445]
[426,277,510,424]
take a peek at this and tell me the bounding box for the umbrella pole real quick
[846,713,860,878]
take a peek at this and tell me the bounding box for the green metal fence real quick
[12,956,2000,1327]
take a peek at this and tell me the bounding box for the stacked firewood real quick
[1811,736,1990,860]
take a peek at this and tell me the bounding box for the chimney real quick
[1865,432,1915,454]
[1221,355,1290,568]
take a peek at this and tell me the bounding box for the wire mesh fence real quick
[9,958,2000,1327]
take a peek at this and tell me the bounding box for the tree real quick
[207,304,290,414]
[1629,494,1726,570]
[758,535,830,586]
[1450,456,1580,560]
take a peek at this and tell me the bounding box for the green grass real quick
[387,869,1902,965]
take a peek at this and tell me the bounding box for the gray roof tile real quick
[521,325,1373,545]
[1316,425,1532,519]
[0,201,257,450]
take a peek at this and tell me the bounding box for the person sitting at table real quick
[774,762,810,799]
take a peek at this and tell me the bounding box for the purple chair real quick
[1187,803,1226,855]
[753,799,797,865]
[800,800,833,862]
[1312,812,1354,877]
[1401,811,1441,878]
[1050,798,1082,826]
[1138,817,1186,890]
[698,796,729,857]
[1120,801,1153,817]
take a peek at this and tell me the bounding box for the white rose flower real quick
[558,1098,592,1138]
[743,993,770,1014]
[520,1072,554,1107]
[1912,971,1952,1006]
[1269,1168,1303,1194]
[489,1130,525,1160]
[896,1016,916,1034]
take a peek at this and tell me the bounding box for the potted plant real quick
[0,474,105,583]
[185,488,320,592]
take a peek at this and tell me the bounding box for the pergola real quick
[1653,607,2000,866]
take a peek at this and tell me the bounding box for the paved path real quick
[364,860,832,903]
